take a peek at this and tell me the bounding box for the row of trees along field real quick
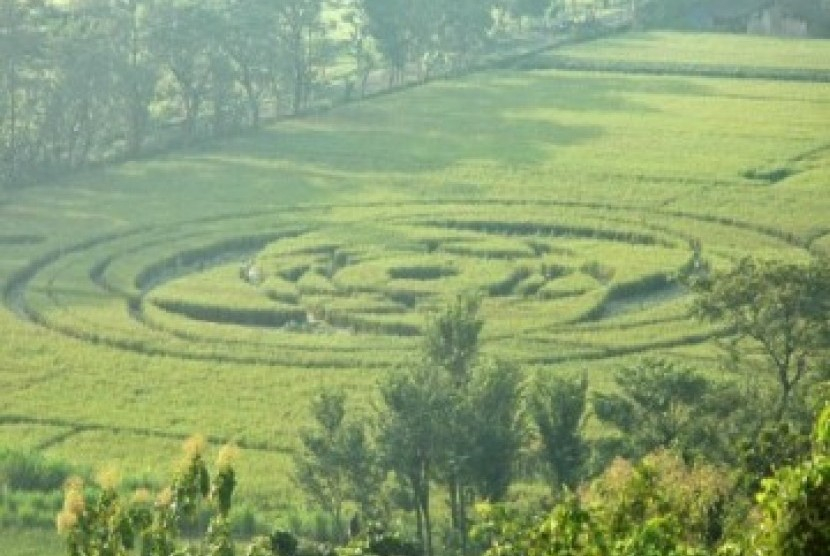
[3,0,830,190]
[53,257,830,555]
[5,0,829,189]
[0,0,615,189]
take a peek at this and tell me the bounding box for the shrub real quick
[0,448,72,492]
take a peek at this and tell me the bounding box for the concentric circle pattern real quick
[4,199,807,370]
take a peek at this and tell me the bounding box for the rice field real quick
[0,31,828,553]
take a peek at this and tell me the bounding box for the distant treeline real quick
[0,0,622,189]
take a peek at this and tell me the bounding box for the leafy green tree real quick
[272,0,323,115]
[736,420,811,496]
[780,0,830,37]
[475,450,731,556]
[360,0,415,85]
[295,390,384,540]
[752,404,830,555]
[217,0,277,128]
[473,495,606,556]
[378,362,452,556]
[147,1,219,137]
[434,0,493,72]
[0,0,48,183]
[529,373,590,490]
[40,5,121,171]
[692,257,830,422]
[420,295,523,553]
[465,358,525,502]
[423,294,483,386]
[423,294,482,552]
[592,359,737,464]
[378,295,523,555]
[340,5,376,99]
[108,0,156,156]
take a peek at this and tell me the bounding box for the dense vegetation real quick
[0,0,619,188]
[48,293,829,554]
[48,403,830,555]
[5,0,828,188]
[1,2,830,553]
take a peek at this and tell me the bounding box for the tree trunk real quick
[458,486,468,555]
[241,68,260,128]
[448,473,459,531]
[421,476,432,556]
[417,459,433,556]
[414,499,423,550]
[8,59,17,182]
[127,1,143,157]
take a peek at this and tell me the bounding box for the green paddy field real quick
[1,31,828,553]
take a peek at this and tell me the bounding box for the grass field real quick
[1,31,829,554]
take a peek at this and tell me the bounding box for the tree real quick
[465,359,524,502]
[361,0,412,83]
[0,0,48,184]
[592,359,737,464]
[217,0,277,128]
[424,294,482,553]
[108,0,156,156]
[752,404,830,555]
[780,0,830,37]
[378,362,452,556]
[40,4,121,171]
[692,257,830,422]
[341,4,376,99]
[272,0,323,115]
[437,0,493,72]
[378,295,523,555]
[294,389,383,539]
[423,293,483,386]
[147,1,219,137]
[511,0,551,21]
[529,373,589,490]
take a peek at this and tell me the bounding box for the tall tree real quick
[438,0,493,72]
[273,0,322,115]
[40,4,122,170]
[378,362,452,556]
[423,294,482,552]
[341,4,376,98]
[592,359,737,463]
[692,257,830,422]
[464,358,524,502]
[423,294,483,386]
[361,0,412,83]
[294,389,383,539]
[218,0,277,127]
[780,0,830,37]
[0,0,47,184]
[147,1,219,137]
[529,373,589,490]
[109,0,156,156]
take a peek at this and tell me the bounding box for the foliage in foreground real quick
[474,404,830,556]
[56,436,254,556]
[55,404,828,556]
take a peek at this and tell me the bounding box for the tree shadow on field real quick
[98,157,324,216]
[213,71,697,175]
[105,69,716,186]
[485,70,715,109]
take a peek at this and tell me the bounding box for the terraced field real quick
[1,31,828,546]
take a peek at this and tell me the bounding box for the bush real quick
[0,448,72,492]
